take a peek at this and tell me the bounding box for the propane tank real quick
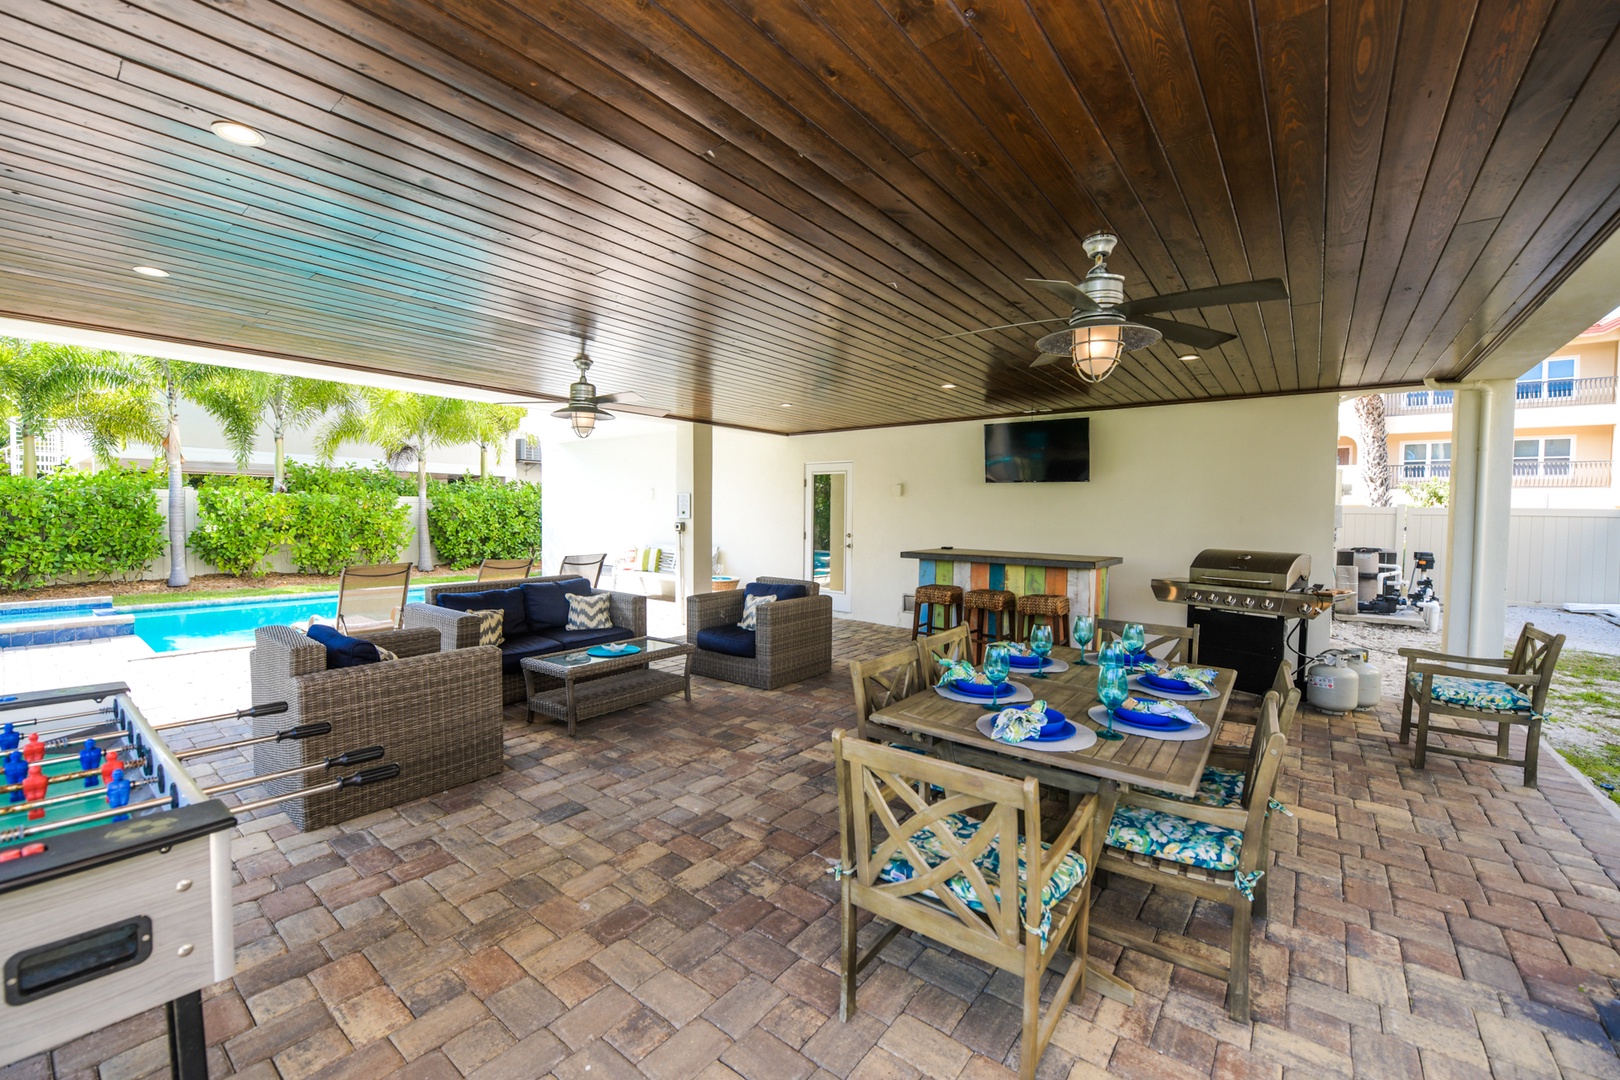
[1306,653,1360,713]
[1340,648,1382,709]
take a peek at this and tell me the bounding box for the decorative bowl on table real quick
[953,679,1007,697]
[1006,653,1053,670]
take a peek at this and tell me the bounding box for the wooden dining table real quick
[864,645,1238,1005]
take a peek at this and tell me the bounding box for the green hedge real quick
[285,461,412,497]
[426,479,542,568]
[190,474,411,577]
[0,468,167,589]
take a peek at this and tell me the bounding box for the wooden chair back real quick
[1508,623,1564,712]
[558,553,607,587]
[336,562,412,634]
[1242,687,1296,810]
[477,557,535,582]
[850,647,928,743]
[917,624,972,683]
[1096,619,1199,663]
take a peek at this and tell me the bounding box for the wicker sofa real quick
[686,577,832,689]
[250,625,503,830]
[403,576,647,704]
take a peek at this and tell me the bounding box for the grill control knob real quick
[1297,603,1311,614]
[1262,599,1275,611]
[1224,595,1237,606]
[1242,597,1256,608]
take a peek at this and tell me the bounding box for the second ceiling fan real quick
[942,232,1289,384]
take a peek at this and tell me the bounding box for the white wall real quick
[539,427,678,575]
[544,395,1342,638]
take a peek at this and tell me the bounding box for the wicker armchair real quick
[249,625,503,830]
[404,578,647,703]
[686,577,832,689]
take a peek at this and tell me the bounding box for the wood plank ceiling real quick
[2,0,1618,434]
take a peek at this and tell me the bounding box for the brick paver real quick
[4,619,1620,1079]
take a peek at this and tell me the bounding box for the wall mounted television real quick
[984,417,1090,483]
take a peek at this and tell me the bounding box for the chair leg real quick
[839,882,858,1021]
[1412,704,1429,770]
[1228,893,1253,1023]
[1399,689,1414,744]
[1019,941,1041,1080]
[1524,714,1542,789]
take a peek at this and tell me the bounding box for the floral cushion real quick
[1143,765,1247,808]
[1105,804,1243,872]
[1407,673,1530,713]
[874,811,1088,939]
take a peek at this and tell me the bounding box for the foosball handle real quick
[240,701,289,719]
[339,764,400,788]
[325,746,385,768]
[276,722,332,742]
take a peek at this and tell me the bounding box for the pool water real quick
[128,589,426,652]
[0,602,115,626]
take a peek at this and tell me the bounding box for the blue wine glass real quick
[1099,640,1127,669]
[1096,664,1129,741]
[1029,624,1053,679]
[1073,615,1095,664]
[983,644,1012,711]
[1122,622,1147,662]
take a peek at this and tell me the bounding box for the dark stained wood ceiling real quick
[2,0,1618,434]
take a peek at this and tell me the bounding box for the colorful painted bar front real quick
[911,551,1115,633]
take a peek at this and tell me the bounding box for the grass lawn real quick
[107,572,480,607]
[1542,649,1620,803]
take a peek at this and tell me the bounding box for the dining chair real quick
[335,562,412,634]
[1214,660,1295,745]
[1092,688,1293,1021]
[849,646,930,748]
[916,623,973,683]
[832,730,1102,1080]
[557,552,607,587]
[1095,619,1199,663]
[476,556,535,582]
[1398,622,1564,788]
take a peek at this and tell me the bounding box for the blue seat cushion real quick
[696,625,756,658]
[1407,673,1531,713]
[550,626,634,650]
[1143,766,1247,809]
[439,588,528,636]
[498,632,561,670]
[745,581,808,602]
[520,582,567,630]
[306,623,382,669]
[1105,804,1243,872]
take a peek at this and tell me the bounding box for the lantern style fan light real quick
[552,351,629,439]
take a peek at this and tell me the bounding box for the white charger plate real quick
[974,714,1097,753]
[1127,673,1217,701]
[1087,705,1210,742]
[933,682,1033,706]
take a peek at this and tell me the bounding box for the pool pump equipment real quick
[1333,548,1442,632]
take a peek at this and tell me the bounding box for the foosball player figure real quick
[0,722,16,752]
[79,738,102,787]
[21,733,43,763]
[5,752,26,802]
[101,750,123,786]
[23,765,46,819]
[106,769,131,822]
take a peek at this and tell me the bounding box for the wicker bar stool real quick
[1015,593,1072,646]
[963,588,1017,663]
[911,583,964,639]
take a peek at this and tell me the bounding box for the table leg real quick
[166,991,207,1080]
[565,676,578,737]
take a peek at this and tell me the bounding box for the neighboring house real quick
[1337,318,1619,508]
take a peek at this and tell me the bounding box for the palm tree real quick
[468,403,528,478]
[320,389,477,570]
[1354,394,1393,507]
[0,338,147,477]
[189,371,356,488]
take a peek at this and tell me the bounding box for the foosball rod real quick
[0,793,175,843]
[203,746,385,796]
[173,722,333,761]
[151,701,289,730]
[0,782,121,817]
[11,698,284,748]
[0,755,146,794]
[224,763,401,815]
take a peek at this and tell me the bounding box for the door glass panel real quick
[811,472,846,592]
[1404,444,1425,461]
[1433,443,1450,461]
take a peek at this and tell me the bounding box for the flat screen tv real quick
[984,417,1090,483]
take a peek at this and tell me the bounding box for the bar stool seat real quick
[911,584,964,640]
[1015,593,1072,646]
[963,588,1016,663]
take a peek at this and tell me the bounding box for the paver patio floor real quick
[5,620,1620,1079]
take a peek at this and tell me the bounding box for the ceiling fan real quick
[940,232,1289,384]
[552,347,638,439]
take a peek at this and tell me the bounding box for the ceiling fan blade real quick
[594,390,642,405]
[934,316,1066,342]
[1026,279,1099,312]
[1130,315,1236,350]
[1030,352,1068,368]
[1118,278,1289,317]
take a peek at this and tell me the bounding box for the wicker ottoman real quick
[1015,593,1072,646]
[964,588,1017,663]
[911,584,964,639]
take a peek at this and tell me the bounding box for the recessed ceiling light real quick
[131,266,170,278]
[940,383,956,390]
[210,120,265,147]
[780,402,793,408]
[1177,353,1199,362]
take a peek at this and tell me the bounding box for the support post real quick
[1441,381,1514,657]
[675,423,713,613]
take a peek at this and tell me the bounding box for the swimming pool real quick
[127,589,428,652]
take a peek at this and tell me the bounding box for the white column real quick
[675,422,713,607]
[1441,381,1515,657]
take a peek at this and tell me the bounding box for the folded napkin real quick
[990,700,1048,744]
[934,656,985,689]
[1004,642,1034,656]
[1115,695,1199,725]
[1151,665,1219,694]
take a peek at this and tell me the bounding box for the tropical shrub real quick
[0,468,166,588]
[285,461,411,497]
[188,479,287,577]
[285,491,411,575]
[426,479,543,568]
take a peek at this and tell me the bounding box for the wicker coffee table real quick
[520,636,693,736]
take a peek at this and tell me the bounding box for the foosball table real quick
[0,683,399,1077]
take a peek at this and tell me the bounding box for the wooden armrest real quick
[1412,663,1539,683]
[1399,647,1511,667]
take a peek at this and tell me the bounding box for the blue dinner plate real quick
[1111,708,1191,731]
[1034,709,1072,740]
[954,679,1010,697]
[587,644,641,657]
[1140,672,1198,694]
[1007,654,1051,669]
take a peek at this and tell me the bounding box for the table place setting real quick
[1087,695,1211,741]
[932,650,1033,707]
[1127,664,1220,701]
[975,698,1097,752]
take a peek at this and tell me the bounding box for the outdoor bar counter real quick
[901,548,1123,620]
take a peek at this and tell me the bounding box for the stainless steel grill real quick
[1151,549,1336,618]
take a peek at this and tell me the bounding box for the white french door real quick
[805,462,853,613]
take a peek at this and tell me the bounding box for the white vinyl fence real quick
[1339,506,1620,606]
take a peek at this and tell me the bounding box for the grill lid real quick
[1188,549,1311,591]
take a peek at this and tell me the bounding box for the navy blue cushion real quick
[439,588,528,636]
[696,625,757,658]
[520,582,567,629]
[550,626,634,650]
[498,632,562,670]
[745,582,808,602]
[556,576,592,597]
[306,623,382,668]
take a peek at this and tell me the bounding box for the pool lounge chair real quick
[335,562,412,634]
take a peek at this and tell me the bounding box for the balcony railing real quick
[1371,460,1611,488]
[1383,377,1616,415]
